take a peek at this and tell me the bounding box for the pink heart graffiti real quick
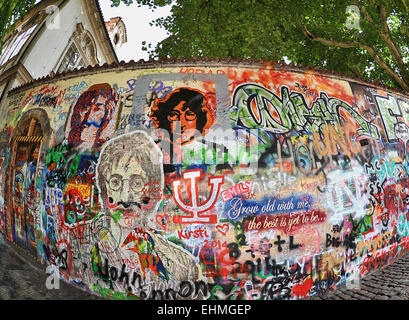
[155,213,169,230]
[216,224,229,235]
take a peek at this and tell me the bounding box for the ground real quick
[0,232,101,300]
[1,231,409,300]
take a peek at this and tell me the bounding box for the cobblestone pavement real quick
[310,254,409,300]
[2,230,409,300]
[0,232,102,300]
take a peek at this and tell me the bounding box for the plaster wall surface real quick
[22,0,105,79]
[1,63,408,300]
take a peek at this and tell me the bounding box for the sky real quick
[99,1,173,62]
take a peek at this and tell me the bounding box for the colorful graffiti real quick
[1,63,409,300]
[65,83,120,150]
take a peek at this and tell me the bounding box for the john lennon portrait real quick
[65,83,120,150]
[148,87,215,146]
[93,131,201,295]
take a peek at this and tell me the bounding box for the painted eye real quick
[185,110,197,121]
[130,175,144,192]
[109,175,122,191]
[93,104,104,112]
[168,111,179,121]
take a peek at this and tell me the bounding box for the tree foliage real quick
[0,0,36,54]
[112,0,409,91]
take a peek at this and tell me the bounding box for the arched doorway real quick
[8,109,51,256]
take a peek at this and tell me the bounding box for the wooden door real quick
[10,118,43,255]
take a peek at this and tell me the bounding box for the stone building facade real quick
[0,0,125,109]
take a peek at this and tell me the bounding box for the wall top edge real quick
[7,57,408,98]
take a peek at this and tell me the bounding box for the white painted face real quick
[96,131,165,230]
[104,154,153,229]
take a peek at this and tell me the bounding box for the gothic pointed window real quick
[55,24,98,73]
[57,43,84,73]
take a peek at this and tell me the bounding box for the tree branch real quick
[303,29,357,48]
[303,28,409,91]
[378,4,408,78]
[359,4,409,83]
[358,4,374,24]
[349,65,365,79]
[402,0,409,13]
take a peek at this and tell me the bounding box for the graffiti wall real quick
[1,62,409,300]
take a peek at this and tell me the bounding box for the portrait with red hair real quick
[65,83,120,150]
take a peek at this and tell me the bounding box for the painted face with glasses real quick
[167,100,198,145]
[105,153,153,227]
[97,131,164,231]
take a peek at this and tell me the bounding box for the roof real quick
[94,0,119,63]
[104,16,128,43]
[7,57,409,98]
